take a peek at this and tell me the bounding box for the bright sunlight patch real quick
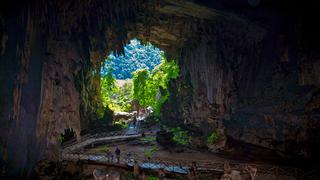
[101,39,163,80]
[100,39,179,115]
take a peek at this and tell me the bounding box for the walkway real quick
[60,122,309,179]
[63,134,141,153]
[60,151,307,179]
[62,119,142,152]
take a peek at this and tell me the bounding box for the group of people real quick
[104,147,198,180]
[106,147,134,164]
[106,147,121,163]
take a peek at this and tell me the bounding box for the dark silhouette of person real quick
[188,162,197,180]
[107,149,113,163]
[158,168,165,180]
[133,160,140,180]
[115,147,121,163]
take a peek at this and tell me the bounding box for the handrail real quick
[60,151,309,178]
[59,123,310,178]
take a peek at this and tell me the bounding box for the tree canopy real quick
[100,39,179,116]
[132,57,179,115]
[101,39,162,79]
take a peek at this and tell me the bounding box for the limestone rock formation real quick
[0,0,319,178]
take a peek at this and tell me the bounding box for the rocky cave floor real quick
[34,125,319,180]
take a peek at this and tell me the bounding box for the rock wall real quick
[0,6,45,177]
[0,0,142,177]
[160,0,320,159]
[0,0,319,177]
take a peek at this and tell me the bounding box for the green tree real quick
[101,67,117,108]
[149,58,179,114]
[132,57,179,115]
[207,129,220,144]
[132,69,149,107]
[101,41,179,116]
[112,81,132,111]
[102,39,162,79]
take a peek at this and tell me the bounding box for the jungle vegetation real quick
[100,39,179,116]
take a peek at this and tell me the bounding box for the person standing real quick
[187,162,198,180]
[115,147,121,163]
[158,168,165,180]
[107,149,113,163]
[133,160,140,180]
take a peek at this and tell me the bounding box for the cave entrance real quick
[100,38,179,127]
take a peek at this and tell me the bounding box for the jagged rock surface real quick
[0,0,319,177]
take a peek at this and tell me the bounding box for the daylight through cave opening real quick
[100,38,179,126]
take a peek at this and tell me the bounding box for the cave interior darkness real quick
[1,0,320,179]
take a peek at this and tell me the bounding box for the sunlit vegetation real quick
[100,39,179,116]
[102,39,162,79]
[132,58,179,115]
[101,74,132,111]
[100,67,117,108]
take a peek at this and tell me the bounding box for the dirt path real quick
[82,134,306,179]
[85,134,266,167]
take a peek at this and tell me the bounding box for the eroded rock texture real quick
[159,0,320,160]
[0,0,142,177]
[0,0,319,177]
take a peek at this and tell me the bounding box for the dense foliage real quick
[100,39,179,115]
[101,78,132,112]
[101,39,162,79]
[113,81,132,111]
[132,69,149,107]
[100,67,117,108]
[132,58,179,115]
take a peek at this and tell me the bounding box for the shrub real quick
[144,145,159,158]
[207,129,220,144]
[170,127,188,145]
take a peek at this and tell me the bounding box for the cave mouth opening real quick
[100,38,179,126]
